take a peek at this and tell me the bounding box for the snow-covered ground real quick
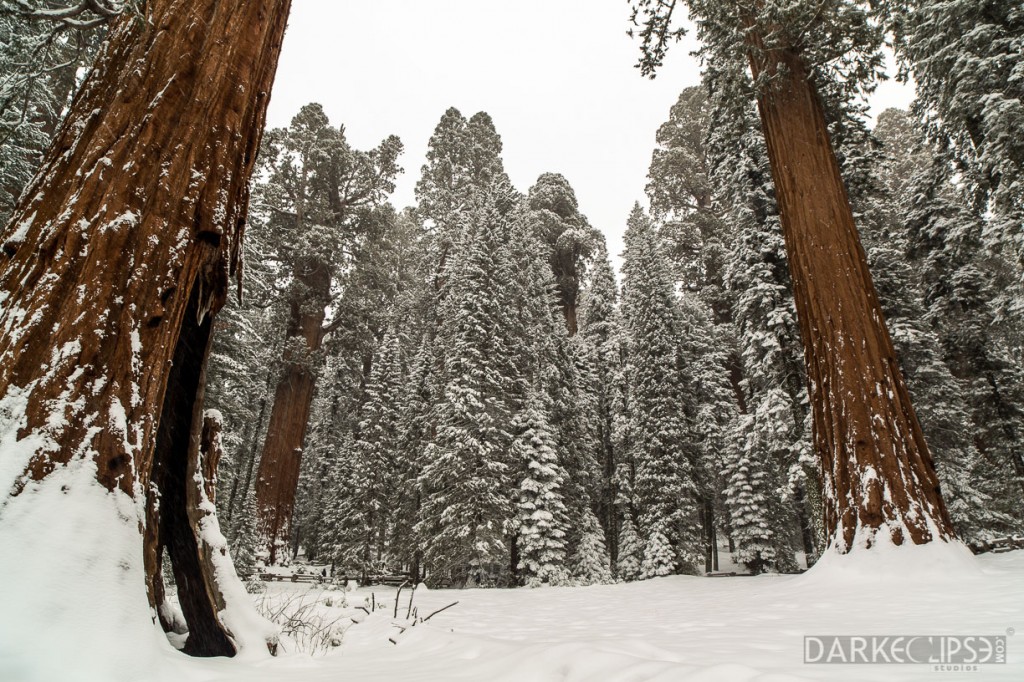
[38,545,1013,682]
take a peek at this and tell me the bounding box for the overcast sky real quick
[266,1,913,267]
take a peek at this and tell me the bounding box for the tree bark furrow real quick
[0,0,292,658]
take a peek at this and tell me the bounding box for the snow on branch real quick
[6,0,125,29]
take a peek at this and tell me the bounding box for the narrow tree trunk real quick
[726,353,748,414]
[232,366,276,523]
[412,546,423,584]
[980,372,1024,500]
[0,0,291,663]
[509,534,520,585]
[597,390,617,563]
[745,42,955,550]
[224,401,257,526]
[255,260,329,561]
[703,498,715,573]
[793,482,817,566]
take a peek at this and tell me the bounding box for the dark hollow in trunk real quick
[150,285,233,657]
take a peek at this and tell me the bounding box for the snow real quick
[4,542,1021,681]
[0,461,166,682]
[4,210,37,246]
[803,537,983,585]
[0,385,43,495]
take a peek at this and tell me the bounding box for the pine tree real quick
[639,530,675,579]
[880,0,1024,270]
[416,107,508,287]
[513,394,570,586]
[392,334,435,581]
[723,409,792,573]
[578,240,627,563]
[616,514,643,581]
[570,507,613,585]
[231,490,261,578]
[416,180,522,586]
[316,434,363,575]
[620,204,702,572]
[546,331,602,554]
[676,289,739,572]
[502,188,606,566]
[347,328,405,568]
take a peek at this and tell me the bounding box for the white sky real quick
[266,1,913,267]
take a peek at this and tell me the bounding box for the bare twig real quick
[405,583,417,619]
[393,580,409,618]
[421,601,459,623]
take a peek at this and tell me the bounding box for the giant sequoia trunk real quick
[0,0,291,665]
[255,257,330,562]
[745,43,956,550]
[554,265,580,336]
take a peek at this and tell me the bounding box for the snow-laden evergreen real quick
[570,507,613,585]
[615,513,643,581]
[230,490,261,578]
[578,241,628,565]
[332,328,405,572]
[416,181,523,586]
[196,97,1021,588]
[710,103,816,570]
[639,530,675,579]
[620,204,702,573]
[416,107,509,284]
[883,0,1024,271]
[513,392,570,586]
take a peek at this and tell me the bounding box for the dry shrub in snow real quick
[252,589,349,654]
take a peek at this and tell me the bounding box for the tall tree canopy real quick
[629,0,955,552]
[251,103,402,561]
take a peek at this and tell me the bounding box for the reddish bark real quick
[254,258,330,561]
[0,0,291,656]
[745,41,955,550]
[562,299,579,337]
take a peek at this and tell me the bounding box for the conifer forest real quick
[0,1,1022,680]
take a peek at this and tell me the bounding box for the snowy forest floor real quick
[146,546,1024,682]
